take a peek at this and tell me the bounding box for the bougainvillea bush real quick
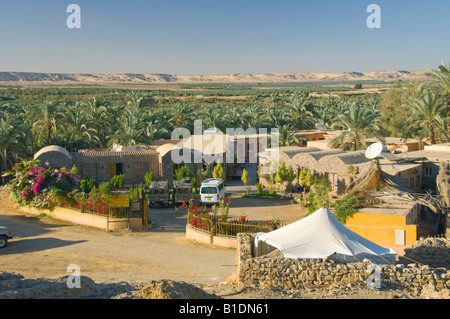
[5,159,80,210]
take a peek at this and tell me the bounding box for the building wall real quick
[345,212,418,251]
[160,151,203,186]
[73,153,160,186]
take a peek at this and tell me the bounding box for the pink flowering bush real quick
[6,159,80,210]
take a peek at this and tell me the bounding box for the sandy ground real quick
[0,190,238,286]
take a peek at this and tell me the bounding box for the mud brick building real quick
[34,145,160,186]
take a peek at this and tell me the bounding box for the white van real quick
[199,178,226,205]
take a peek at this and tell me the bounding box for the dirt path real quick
[0,191,237,286]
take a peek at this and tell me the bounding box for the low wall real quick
[18,205,145,231]
[399,237,450,268]
[185,225,237,249]
[236,234,450,292]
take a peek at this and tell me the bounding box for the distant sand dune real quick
[0,70,430,85]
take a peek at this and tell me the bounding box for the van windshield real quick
[201,187,217,194]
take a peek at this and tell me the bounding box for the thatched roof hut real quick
[346,159,412,195]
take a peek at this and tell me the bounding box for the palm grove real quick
[1,61,450,178]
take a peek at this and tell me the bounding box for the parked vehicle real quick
[148,181,170,208]
[0,227,12,248]
[173,180,193,205]
[199,178,225,205]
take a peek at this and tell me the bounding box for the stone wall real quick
[236,234,450,292]
[399,237,450,268]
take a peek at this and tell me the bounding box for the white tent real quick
[255,207,396,264]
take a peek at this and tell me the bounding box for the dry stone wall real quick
[236,234,450,293]
[399,237,450,268]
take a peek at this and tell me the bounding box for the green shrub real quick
[80,177,96,193]
[110,174,124,190]
[129,186,139,202]
[175,165,193,181]
[144,171,155,186]
[255,182,264,194]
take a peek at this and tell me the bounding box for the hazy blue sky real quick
[0,1,449,74]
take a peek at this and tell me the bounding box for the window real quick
[134,162,149,181]
[82,164,97,181]
[201,187,217,194]
[326,173,338,192]
[424,167,432,177]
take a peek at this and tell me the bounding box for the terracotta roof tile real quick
[72,150,158,157]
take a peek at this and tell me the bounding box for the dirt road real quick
[0,191,237,286]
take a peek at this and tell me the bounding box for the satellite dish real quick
[365,142,383,159]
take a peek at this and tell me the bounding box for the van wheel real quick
[0,236,8,248]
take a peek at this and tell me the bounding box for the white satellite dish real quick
[365,142,383,159]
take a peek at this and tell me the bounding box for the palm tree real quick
[278,124,301,146]
[245,103,268,129]
[287,95,314,130]
[265,105,291,128]
[173,103,194,130]
[200,105,223,131]
[28,100,61,146]
[269,93,281,107]
[61,103,100,151]
[408,90,446,144]
[0,113,26,173]
[107,109,144,147]
[312,101,333,129]
[330,102,382,151]
[83,97,109,146]
[427,60,450,137]
[223,105,249,129]
[156,107,176,132]
[143,120,169,144]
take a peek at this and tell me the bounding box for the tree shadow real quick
[148,208,187,233]
[0,237,87,256]
[0,211,71,239]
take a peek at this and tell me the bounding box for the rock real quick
[138,280,222,299]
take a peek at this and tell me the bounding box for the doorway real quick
[109,163,123,180]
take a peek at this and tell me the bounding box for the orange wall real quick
[345,212,418,249]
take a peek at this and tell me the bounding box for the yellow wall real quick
[345,212,418,249]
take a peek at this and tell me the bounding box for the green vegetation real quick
[306,178,331,215]
[333,194,360,224]
[110,174,124,190]
[175,165,194,181]
[144,171,156,186]
[274,162,296,194]
[0,62,448,178]
[241,168,250,193]
[212,162,225,181]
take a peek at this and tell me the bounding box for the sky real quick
[0,0,449,75]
